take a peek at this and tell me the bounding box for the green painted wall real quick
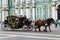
[40,7,43,20]
[8,0,10,16]
[34,8,36,21]
[46,6,49,19]
[45,0,49,2]
[7,0,50,21]
[38,0,43,2]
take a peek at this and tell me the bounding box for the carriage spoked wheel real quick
[22,25,33,31]
[27,25,33,31]
[1,23,11,31]
[22,25,28,31]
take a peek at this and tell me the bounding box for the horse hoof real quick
[43,30,47,32]
[35,30,37,32]
[39,31,41,32]
[43,30,46,32]
[44,31,47,32]
[50,30,51,32]
[45,31,47,32]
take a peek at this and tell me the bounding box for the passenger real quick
[24,15,27,19]
[19,15,23,18]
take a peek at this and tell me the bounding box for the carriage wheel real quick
[1,23,11,31]
[28,25,33,31]
[22,25,33,31]
[22,25,28,31]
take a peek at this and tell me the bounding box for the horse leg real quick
[43,26,47,32]
[35,27,37,31]
[49,26,51,32]
[34,26,37,31]
[38,26,41,32]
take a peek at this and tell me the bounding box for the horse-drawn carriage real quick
[1,15,57,32]
[1,15,32,31]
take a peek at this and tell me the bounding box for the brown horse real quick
[34,18,56,32]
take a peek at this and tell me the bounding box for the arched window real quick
[57,4,60,20]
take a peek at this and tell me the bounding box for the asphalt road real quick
[0,23,60,40]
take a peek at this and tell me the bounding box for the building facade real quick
[0,0,60,22]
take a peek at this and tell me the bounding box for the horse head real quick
[50,18,55,23]
[47,18,57,28]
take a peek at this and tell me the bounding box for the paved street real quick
[0,23,60,40]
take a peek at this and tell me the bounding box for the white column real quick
[15,0,18,7]
[1,11,8,22]
[26,8,30,18]
[2,0,8,22]
[2,0,8,8]
[32,0,35,3]
[15,0,17,15]
[20,9,23,15]
[42,7,44,20]
[36,8,40,20]
[15,0,19,16]
[5,0,8,19]
[32,0,35,21]
[32,1,35,21]
[15,9,19,16]
[51,7,57,20]
[4,11,8,20]
[46,6,50,18]
[2,0,8,7]
[55,10,58,20]
[36,8,37,20]
[2,11,4,22]
[20,0,22,4]
[51,2,58,20]
[26,0,29,18]
[32,8,35,21]
[20,0,23,15]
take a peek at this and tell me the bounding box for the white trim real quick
[20,9,23,15]
[56,3,60,9]
[2,11,4,22]
[26,8,29,19]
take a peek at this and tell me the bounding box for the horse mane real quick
[46,18,51,22]
[46,18,54,24]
